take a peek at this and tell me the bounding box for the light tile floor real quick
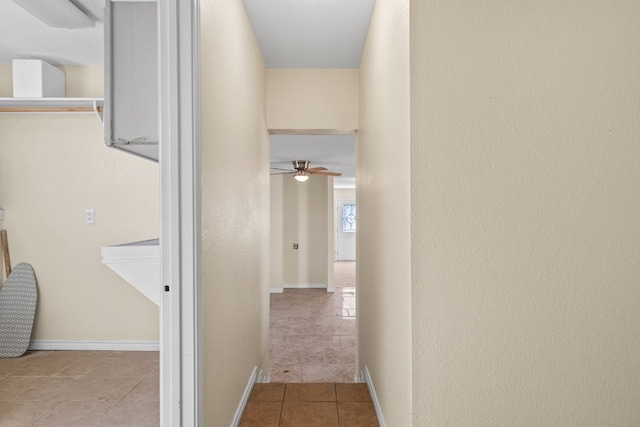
[240,383,378,426]
[0,350,159,426]
[270,261,356,383]
[0,262,356,425]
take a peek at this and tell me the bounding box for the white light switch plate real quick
[84,209,95,224]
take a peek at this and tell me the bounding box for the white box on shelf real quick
[12,59,66,98]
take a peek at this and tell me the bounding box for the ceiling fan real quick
[270,160,342,182]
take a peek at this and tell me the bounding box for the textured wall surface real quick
[267,68,358,130]
[270,175,284,289]
[357,0,412,425]
[0,65,159,342]
[200,0,270,424]
[411,1,640,425]
[281,175,331,285]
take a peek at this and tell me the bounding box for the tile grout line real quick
[278,384,287,426]
[32,400,66,427]
[334,383,341,426]
[13,354,84,426]
[0,351,159,426]
[92,371,148,427]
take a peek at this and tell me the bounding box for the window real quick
[342,204,356,232]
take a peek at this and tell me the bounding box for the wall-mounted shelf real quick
[0,98,104,123]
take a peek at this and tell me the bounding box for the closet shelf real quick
[0,98,104,122]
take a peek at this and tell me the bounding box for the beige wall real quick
[266,68,358,129]
[0,67,10,94]
[334,188,355,202]
[0,65,159,342]
[266,67,356,290]
[357,0,412,425]
[326,180,334,287]
[270,175,284,289]
[334,188,355,260]
[200,0,270,424]
[0,65,103,98]
[280,175,332,285]
[411,1,640,425]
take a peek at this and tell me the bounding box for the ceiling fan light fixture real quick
[294,171,309,182]
[293,160,310,170]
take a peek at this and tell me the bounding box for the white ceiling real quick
[0,0,104,65]
[0,0,371,188]
[242,0,375,68]
[0,0,375,67]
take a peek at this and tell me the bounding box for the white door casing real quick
[158,0,201,425]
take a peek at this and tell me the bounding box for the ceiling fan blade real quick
[270,172,294,175]
[270,167,294,172]
[306,167,328,173]
[311,171,342,177]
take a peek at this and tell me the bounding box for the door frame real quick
[158,0,201,425]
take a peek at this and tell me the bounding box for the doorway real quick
[268,132,356,383]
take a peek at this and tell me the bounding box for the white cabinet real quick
[104,1,158,162]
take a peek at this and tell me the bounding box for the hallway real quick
[239,382,377,426]
[269,262,356,383]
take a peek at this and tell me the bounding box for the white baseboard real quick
[271,283,333,293]
[362,366,387,427]
[231,366,259,427]
[28,340,159,352]
[283,283,327,289]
